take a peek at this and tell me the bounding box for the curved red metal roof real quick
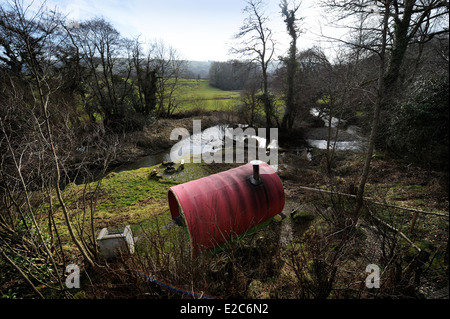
[168,162,285,256]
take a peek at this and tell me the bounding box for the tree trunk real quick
[280,0,299,132]
[354,1,389,219]
[355,0,417,219]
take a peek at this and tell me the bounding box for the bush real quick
[386,76,449,171]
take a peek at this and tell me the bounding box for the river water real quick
[113,116,366,174]
[306,108,366,152]
[114,124,278,172]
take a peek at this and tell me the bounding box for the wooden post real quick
[409,212,419,234]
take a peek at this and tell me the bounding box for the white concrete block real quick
[97,225,135,259]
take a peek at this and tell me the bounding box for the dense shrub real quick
[386,76,449,171]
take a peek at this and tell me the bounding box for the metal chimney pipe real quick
[249,160,263,185]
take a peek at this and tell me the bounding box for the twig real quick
[365,205,421,252]
[0,248,45,299]
[297,185,449,218]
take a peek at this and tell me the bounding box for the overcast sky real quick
[29,0,341,61]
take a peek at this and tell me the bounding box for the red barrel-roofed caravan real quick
[168,160,285,256]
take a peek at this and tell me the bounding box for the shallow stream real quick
[114,116,366,173]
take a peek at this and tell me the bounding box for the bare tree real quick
[69,18,136,130]
[322,0,449,218]
[130,37,158,116]
[239,70,264,126]
[148,39,187,117]
[232,0,277,128]
[0,1,100,286]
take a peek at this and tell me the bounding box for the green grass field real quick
[47,160,232,251]
[174,79,241,112]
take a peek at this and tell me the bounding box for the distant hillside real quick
[183,61,212,79]
[182,60,281,80]
[180,60,281,80]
